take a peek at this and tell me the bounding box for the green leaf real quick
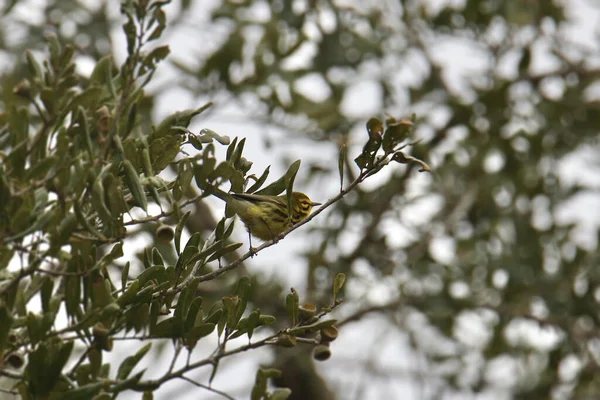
[121,261,130,290]
[391,151,431,172]
[175,211,191,255]
[116,279,140,307]
[209,161,235,182]
[285,160,300,220]
[142,391,153,400]
[222,296,239,328]
[123,160,148,211]
[60,382,105,400]
[230,137,246,168]
[40,278,53,313]
[141,148,154,177]
[152,247,164,266]
[234,277,251,325]
[0,305,13,352]
[143,248,152,270]
[193,143,216,189]
[151,105,212,142]
[185,323,215,349]
[90,55,115,86]
[185,296,204,331]
[0,246,14,271]
[126,303,150,333]
[288,319,337,335]
[226,137,238,161]
[204,307,223,325]
[338,144,346,192]
[174,232,202,271]
[112,370,146,392]
[246,309,260,340]
[117,343,152,380]
[382,117,413,153]
[255,160,301,196]
[91,275,115,309]
[178,161,194,193]
[137,266,168,287]
[285,288,299,327]
[26,313,44,346]
[354,118,384,170]
[366,117,384,139]
[251,370,267,400]
[25,156,58,181]
[149,135,182,174]
[333,273,346,303]
[206,242,243,263]
[246,166,271,193]
[173,281,197,336]
[27,339,74,396]
[251,369,282,400]
[259,315,276,326]
[46,32,61,64]
[198,128,230,145]
[100,241,124,267]
[105,173,128,218]
[25,50,44,83]
[141,45,170,72]
[53,212,78,251]
[87,175,112,226]
[147,8,166,41]
[88,347,102,378]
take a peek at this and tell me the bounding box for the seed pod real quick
[298,303,317,321]
[13,79,32,98]
[319,326,339,343]
[156,224,175,242]
[6,352,24,369]
[313,344,331,361]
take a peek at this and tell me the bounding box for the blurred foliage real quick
[2,0,600,399]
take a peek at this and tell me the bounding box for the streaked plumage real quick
[213,190,321,241]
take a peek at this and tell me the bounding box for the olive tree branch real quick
[127,332,280,392]
[178,376,235,400]
[193,153,409,284]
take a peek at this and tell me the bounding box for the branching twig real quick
[167,155,401,296]
[178,376,235,400]
[128,332,280,391]
[124,194,204,226]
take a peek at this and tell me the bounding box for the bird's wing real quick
[231,192,285,206]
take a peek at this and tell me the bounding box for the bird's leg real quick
[247,230,257,257]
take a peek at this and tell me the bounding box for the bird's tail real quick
[211,188,232,203]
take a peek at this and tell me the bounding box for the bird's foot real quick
[249,246,258,257]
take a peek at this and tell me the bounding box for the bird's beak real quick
[311,202,322,207]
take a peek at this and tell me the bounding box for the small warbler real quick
[212,189,321,247]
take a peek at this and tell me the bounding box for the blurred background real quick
[2,0,600,398]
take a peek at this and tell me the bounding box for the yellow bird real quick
[213,190,321,245]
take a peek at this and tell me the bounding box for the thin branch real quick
[336,300,402,328]
[169,342,183,374]
[178,376,235,400]
[124,194,203,226]
[202,159,389,273]
[68,348,91,378]
[129,332,280,391]
[163,146,431,299]
[0,387,19,396]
